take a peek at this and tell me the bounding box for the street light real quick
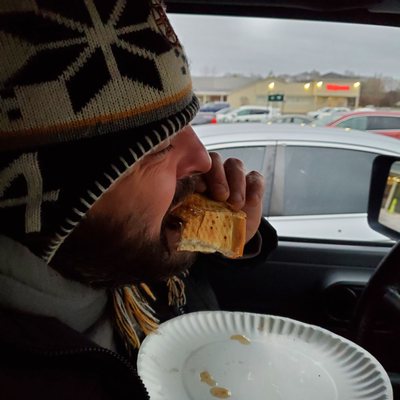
[353,81,361,88]
[268,82,275,90]
[304,82,311,90]
[316,81,323,88]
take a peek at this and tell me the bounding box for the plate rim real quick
[137,310,393,400]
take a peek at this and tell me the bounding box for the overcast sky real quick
[169,14,400,81]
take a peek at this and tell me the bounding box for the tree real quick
[380,90,400,107]
[359,77,385,106]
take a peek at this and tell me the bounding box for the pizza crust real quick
[171,193,246,258]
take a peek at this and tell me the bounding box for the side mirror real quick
[368,155,400,240]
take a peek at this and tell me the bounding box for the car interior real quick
[166,0,400,397]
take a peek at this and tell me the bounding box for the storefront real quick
[227,78,361,114]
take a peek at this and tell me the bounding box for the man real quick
[0,1,276,398]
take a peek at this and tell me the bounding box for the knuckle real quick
[224,157,245,171]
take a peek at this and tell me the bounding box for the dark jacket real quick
[0,308,149,400]
[0,220,277,399]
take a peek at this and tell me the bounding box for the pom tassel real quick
[112,273,188,353]
[166,275,187,308]
[112,284,159,353]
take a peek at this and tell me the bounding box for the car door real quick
[234,109,250,122]
[250,109,269,122]
[204,138,396,373]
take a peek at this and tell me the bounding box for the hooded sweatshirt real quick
[0,235,116,351]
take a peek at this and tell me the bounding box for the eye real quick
[153,144,173,157]
[148,138,174,159]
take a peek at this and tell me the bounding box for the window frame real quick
[269,141,379,217]
[267,141,395,242]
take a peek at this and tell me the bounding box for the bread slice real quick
[171,193,246,258]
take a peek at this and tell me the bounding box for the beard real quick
[50,178,198,288]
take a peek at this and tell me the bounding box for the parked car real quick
[308,107,351,120]
[355,106,376,111]
[195,123,400,242]
[199,101,230,113]
[215,106,234,123]
[270,114,313,125]
[326,111,400,139]
[190,111,216,125]
[317,107,351,119]
[312,111,349,126]
[307,107,333,119]
[221,105,280,123]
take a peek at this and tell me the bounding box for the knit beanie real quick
[0,0,199,261]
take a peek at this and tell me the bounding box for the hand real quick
[195,152,265,243]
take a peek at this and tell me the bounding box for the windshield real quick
[170,13,400,243]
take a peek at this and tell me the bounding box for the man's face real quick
[51,126,212,288]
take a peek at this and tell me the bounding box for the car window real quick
[216,146,266,174]
[367,116,400,130]
[270,146,377,216]
[171,13,400,243]
[336,117,368,130]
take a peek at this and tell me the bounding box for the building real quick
[192,75,260,105]
[227,73,361,114]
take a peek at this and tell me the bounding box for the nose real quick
[175,125,212,179]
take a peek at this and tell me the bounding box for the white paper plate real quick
[137,311,392,400]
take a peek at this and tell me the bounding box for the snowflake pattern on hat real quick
[1,0,192,142]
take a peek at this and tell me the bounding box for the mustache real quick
[51,177,201,288]
[170,177,197,208]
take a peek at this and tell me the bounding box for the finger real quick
[202,152,230,201]
[224,158,246,210]
[243,171,265,210]
[242,171,265,242]
[193,175,207,193]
